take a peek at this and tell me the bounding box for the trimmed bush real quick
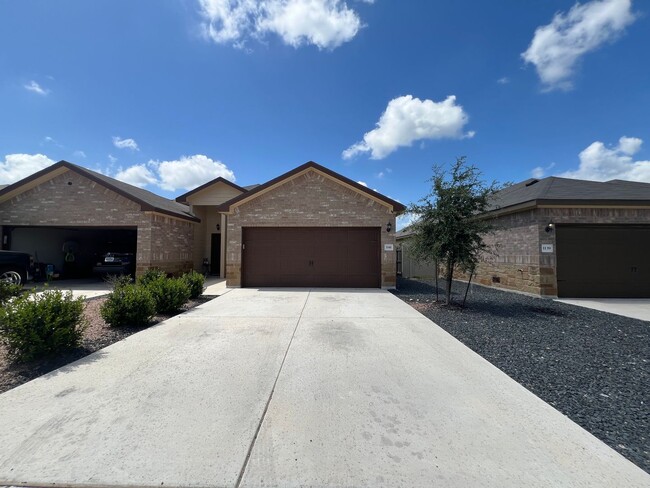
[105,274,133,290]
[0,290,86,362]
[182,271,205,299]
[144,276,191,314]
[100,284,156,327]
[0,281,22,305]
[137,268,167,287]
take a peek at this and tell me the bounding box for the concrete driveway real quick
[555,297,650,322]
[0,289,647,487]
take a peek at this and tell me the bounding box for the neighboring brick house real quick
[398,176,650,298]
[0,160,405,288]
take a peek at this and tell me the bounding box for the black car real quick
[93,252,135,277]
[0,250,33,285]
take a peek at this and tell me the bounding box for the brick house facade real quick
[222,167,398,288]
[474,206,650,296]
[0,160,404,288]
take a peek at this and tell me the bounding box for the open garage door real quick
[556,225,650,298]
[3,226,137,279]
[242,227,380,288]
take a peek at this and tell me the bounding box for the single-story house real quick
[0,160,405,288]
[397,176,650,298]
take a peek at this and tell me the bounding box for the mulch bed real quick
[0,294,217,395]
[391,277,649,474]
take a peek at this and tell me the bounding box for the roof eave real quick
[216,161,406,214]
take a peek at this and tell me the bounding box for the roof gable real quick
[175,176,247,204]
[216,161,406,214]
[0,161,199,222]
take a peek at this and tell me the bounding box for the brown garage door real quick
[556,225,650,298]
[242,227,381,288]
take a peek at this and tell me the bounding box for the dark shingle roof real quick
[0,161,199,222]
[488,177,650,212]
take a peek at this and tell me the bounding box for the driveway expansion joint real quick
[233,290,310,488]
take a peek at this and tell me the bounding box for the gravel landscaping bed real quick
[391,277,649,473]
[0,294,217,395]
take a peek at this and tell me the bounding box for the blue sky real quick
[1,0,648,227]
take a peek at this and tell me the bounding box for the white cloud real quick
[531,166,545,179]
[559,136,650,182]
[197,0,366,49]
[112,136,139,151]
[114,164,158,188]
[497,77,510,84]
[521,0,636,91]
[531,162,555,178]
[73,150,87,159]
[357,180,367,187]
[151,154,236,191]
[24,80,49,96]
[342,95,473,160]
[0,153,56,184]
[108,154,118,164]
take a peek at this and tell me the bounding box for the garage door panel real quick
[242,227,380,288]
[557,225,650,298]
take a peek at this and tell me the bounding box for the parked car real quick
[93,252,135,277]
[0,250,33,285]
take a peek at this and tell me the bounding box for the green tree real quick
[408,157,501,305]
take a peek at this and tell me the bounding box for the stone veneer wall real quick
[473,206,650,296]
[224,169,397,287]
[0,169,194,277]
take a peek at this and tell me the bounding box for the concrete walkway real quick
[556,297,650,322]
[0,289,647,487]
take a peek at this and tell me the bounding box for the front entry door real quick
[211,233,221,276]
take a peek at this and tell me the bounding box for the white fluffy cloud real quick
[24,80,49,96]
[0,153,56,184]
[114,164,158,188]
[559,136,650,182]
[356,180,367,187]
[342,95,473,160]
[521,0,636,91]
[112,136,139,151]
[197,0,366,49]
[151,154,236,191]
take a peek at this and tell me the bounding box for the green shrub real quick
[182,271,205,299]
[0,290,86,362]
[105,274,133,290]
[136,268,167,287]
[144,276,191,314]
[0,281,22,305]
[100,284,155,327]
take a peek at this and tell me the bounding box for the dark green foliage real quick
[104,273,133,290]
[136,268,167,287]
[0,290,87,362]
[182,271,205,299]
[100,284,156,327]
[0,281,22,305]
[408,157,502,305]
[142,276,191,314]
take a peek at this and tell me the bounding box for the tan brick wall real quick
[473,206,650,296]
[224,169,397,287]
[0,169,194,276]
[137,213,194,276]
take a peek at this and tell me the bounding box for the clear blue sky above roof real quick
[0,0,647,229]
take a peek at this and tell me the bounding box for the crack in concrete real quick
[234,290,311,488]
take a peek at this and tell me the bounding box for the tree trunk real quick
[445,259,454,305]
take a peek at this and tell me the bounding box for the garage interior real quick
[556,224,650,298]
[2,226,137,280]
[242,227,381,288]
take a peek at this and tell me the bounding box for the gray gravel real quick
[391,277,649,473]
